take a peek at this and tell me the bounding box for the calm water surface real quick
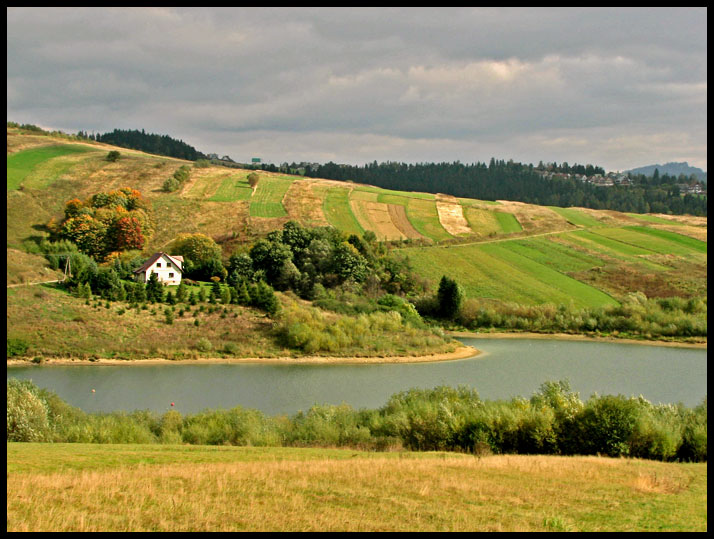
[7,338,707,416]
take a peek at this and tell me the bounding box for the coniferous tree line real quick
[79,129,207,161]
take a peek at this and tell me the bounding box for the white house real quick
[133,252,184,286]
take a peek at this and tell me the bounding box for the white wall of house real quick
[136,254,182,286]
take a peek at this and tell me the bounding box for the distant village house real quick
[133,252,184,286]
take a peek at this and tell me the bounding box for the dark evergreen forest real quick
[81,129,207,161]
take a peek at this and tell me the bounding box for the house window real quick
[169,273,174,278]
[156,262,162,268]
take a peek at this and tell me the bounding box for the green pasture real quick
[7,144,98,190]
[209,174,253,202]
[402,241,618,308]
[591,227,707,257]
[498,237,606,274]
[548,207,602,228]
[622,226,707,254]
[493,211,523,233]
[480,243,618,307]
[320,187,364,236]
[249,176,293,217]
[554,231,671,272]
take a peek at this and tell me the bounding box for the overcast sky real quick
[7,7,707,171]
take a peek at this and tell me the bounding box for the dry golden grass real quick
[282,180,330,227]
[435,196,472,235]
[6,448,707,532]
[6,249,65,286]
[495,200,575,234]
[350,199,406,240]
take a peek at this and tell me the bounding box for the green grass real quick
[498,236,606,274]
[249,176,293,217]
[402,241,618,308]
[622,226,707,254]
[480,243,618,307]
[548,206,602,228]
[591,227,707,257]
[493,211,522,233]
[7,144,98,190]
[209,174,253,202]
[320,187,364,236]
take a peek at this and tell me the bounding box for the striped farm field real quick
[405,198,453,242]
[498,236,606,274]
[548,206,603,228]
[209,173,253,202]
[622,226,707,254]
[249,176,294,218]
[7,144,99,190]
[590,227,707,257]
[351,199,406,240]
[554,231,671,272]
[402,241,618,307]
[318,186,364,236]
[373,193,451,242]
[480,243,618,307]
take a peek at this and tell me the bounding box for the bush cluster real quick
[162,165,191,192]
[418,292,707,339]
[7,380,706,462]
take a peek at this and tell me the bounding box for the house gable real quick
[133,252,183,285]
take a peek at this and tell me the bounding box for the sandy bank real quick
[7,345,480,367]
[450,331,707,349]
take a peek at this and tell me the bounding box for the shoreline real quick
[6,344,480,367]
[450,331,707,349]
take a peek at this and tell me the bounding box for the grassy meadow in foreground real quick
[6,443,707,532]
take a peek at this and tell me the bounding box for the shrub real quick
[7,338,29,357]
[196,337,212,353]
[7,379,52,442]
[567,395,641,457]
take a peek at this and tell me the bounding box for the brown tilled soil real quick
[388,204,424,239]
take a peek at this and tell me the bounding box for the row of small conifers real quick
[7,379,707,462]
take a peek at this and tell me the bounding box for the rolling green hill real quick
[6,127,707,309]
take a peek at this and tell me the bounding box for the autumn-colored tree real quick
[114,216,145,251]
[56,188,153,261]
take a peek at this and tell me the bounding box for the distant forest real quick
[294,160,707,216]
[79,128,207,161]
[69,126,705,216]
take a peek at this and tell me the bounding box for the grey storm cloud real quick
[7,7,707,171]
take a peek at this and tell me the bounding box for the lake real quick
[6,338,707,416]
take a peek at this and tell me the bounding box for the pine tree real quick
[437,276,464,320]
